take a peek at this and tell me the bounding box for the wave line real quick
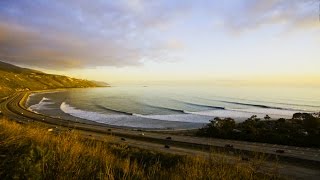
[95,104,133,115]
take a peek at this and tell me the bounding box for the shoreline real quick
[25,87,299,130]
[24,89,204,131]
[1,91,320,172]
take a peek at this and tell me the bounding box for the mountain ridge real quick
[0,61,109,98]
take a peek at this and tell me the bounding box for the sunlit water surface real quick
[26,85,320,129]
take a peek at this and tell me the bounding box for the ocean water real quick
[26,85,320,129]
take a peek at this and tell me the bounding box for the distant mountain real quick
[91,80,110,87]
[0,61,109,98]
[0,61,43,74]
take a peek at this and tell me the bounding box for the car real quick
[224,144,234,148]
[166,137,172,140]
[164,145,170,149]
[276,149,285,153]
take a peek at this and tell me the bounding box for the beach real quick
[1,91,320,179]
[25,86,319,129]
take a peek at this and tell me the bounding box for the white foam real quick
[60,102,161,127]
[26,93,36,106]
[60,102,164,128]
[135,114,212,123]
[60,102,127,122]
[59,101,300,128]
[59,101,298,127]
[28,97,55,113]
[231,108,299,117]
[189,108,295,121]
[60,102,211,127]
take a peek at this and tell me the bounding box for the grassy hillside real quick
[0,118,280,179]
[0,61,108,98]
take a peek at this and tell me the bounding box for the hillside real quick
[0,61,108,98]
[0,118,279,179]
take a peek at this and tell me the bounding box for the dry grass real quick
[0,118,282,179]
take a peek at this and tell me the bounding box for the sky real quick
[0,0,319,86]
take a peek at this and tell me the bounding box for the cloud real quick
[0,0,318,69]
[0,21,142,68]
[216,0,319,34]
[0,0,188,69]
[165,39,185,50]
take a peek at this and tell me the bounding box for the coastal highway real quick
[1,92,320,162]
[1,92,320,179]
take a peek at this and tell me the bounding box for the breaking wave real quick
[178,101,225,110]
[95,104,133,115]
[28,97,54,113]
[60,102,210,127]
[218,100,293,110]
[142,104,187,114]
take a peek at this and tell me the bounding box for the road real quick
[1,92,320,179]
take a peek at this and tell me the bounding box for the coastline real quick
[24,87,304,130]
[24,88,205,131]
[25,86,209,129]
[1,91,320,173]
[17,86,318,133]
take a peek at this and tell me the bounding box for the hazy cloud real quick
[216,0,319,34]
[0,0,189,69]
[0,0,317,69]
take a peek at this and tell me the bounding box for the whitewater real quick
[25,85,320,129]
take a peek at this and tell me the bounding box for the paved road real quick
[1,92,320,179]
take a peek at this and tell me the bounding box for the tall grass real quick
[0,118,281,179]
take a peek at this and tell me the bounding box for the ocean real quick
[26,85,320,129]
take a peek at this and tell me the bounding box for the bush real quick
[0,118,279,179]
[197,113,320,147]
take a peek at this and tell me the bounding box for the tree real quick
[292,113,303,120]
[277,118,286,123]
[248,115,260,122]
[264,115,271,120]
[214,117,221,121]
[303,116,320,130]
[220,118,236,132]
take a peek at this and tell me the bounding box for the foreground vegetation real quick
[0,118,281,179]
[0,61,108,98]
[197,113,320,147]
